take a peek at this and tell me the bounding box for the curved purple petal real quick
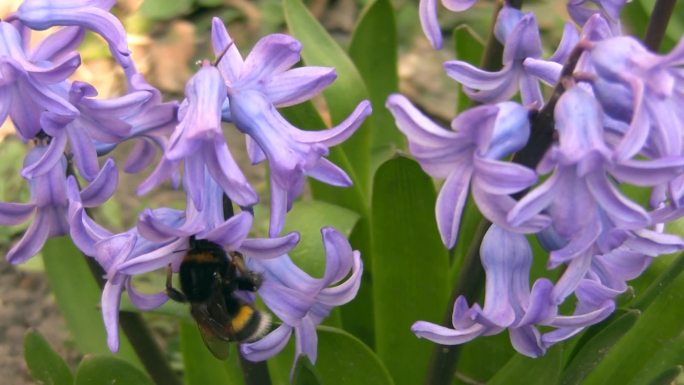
[473,157,536,194]
[6,210,50,264]
[211,17,244,85]
[289,100,372,147]
[239,34,302,85]
[203,211,252,250]
[436,164,473,248]
[16,2,131,67]
[419,0,442,49]
[265,67,336,107]
[80,158,117,207]
[0,202,35,225]
[444,61,519,103]
[205,141,258,207]
[411,321,486,345]
[241,324,292,362]
[239,232,300,259]
[509,326,544,358]
[117,237,187,275]
[20,133,67,179]
[585,171,649,229]
[258,281,313,325]
[102,278,124,352]
[307,158,352,187]
[31,26,85,62]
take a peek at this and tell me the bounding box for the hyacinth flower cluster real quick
[390,2,684,357]
[1,0,367,372]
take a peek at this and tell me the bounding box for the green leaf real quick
[283,200,360,277]
[627,333,684,385]
[268,326,394,385]
[24,330,73,385]
[42,237,140,365]
[645,366,683,385]
[583,257,684,385]
[488,345,564,385]
[349,0,402,151]
[74,355,153,385]
[292,356,322,385]
[196,0,224,6]
[283,0,372,201]
[139,0,193,20]
[560,310,640,385]
[179,320,245,385]
[371,156,450,385]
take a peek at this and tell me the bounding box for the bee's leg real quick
[228,251,263,291]
[165,264,186,302]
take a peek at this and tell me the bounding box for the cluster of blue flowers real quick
[397,0,684,357]
[0,0,366,371]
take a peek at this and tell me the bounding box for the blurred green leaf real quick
[627,333,684,385]
[269,326,394,385]
[74,355,153,385]
[284,200,360,277]
[315,326,394,385]
[349,0,402,151]
[24,330,73,385]
[42,237,140,366]
[645,366,683,385]
[179,320,245,385]
[583,254,684,384]
[139,0,193,20]
[560,310,640,385]
[196,0,224,7]
[292,356,322,385]
[488,346,563,385]
[371,156,450,385]
[283,0,372,202]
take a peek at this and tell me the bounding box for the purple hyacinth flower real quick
[0,21,80,141]
[412,225,618,356]
[418,0,477,49]
[11,0,132,67]
[138,62,258,208]
[241,227,362,375]
[444,8,579,107]
[589,36,684,167]
[1,143,118,264]
[94,72,180,179]
[508,86,684,268]
[211,19,372,236]
[386,93,549,248]
[31,81,153,181]
[444,8,544,106]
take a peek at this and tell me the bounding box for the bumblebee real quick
[166,237,271,359]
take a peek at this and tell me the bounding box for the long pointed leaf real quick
[371,156,450,385]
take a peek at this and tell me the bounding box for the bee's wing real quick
[190,303,232,360]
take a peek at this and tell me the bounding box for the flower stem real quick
[511,43,586,172]
[239,354,274,385]
[644,0,677,52]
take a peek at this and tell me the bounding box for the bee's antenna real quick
[213,41,235,67]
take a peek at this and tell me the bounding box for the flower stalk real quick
[644,0,677,51]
